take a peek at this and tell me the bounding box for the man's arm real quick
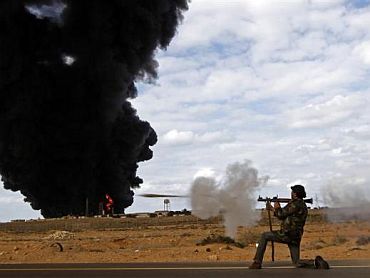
[273,201,299,220]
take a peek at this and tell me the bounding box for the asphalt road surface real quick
[0,260,369,278]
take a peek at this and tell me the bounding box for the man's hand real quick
[266,202,273,211]
[273,201,281,209]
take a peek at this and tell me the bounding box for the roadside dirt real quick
[0,212,369,264]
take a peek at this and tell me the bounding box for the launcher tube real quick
[257,196,313,204]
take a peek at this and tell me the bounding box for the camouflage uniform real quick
[253,198,308,264]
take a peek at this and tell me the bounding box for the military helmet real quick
[290,184,306,198]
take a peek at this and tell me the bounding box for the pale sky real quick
[2,0,370,221]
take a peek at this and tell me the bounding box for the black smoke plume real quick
[0,0,188,217]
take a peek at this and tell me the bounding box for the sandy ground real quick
[0,215,369,264]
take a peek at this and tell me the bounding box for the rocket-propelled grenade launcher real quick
[257,196,313,204]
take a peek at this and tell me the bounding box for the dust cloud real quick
[322,177,370,221]
[191,160,268,238]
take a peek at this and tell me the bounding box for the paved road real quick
[0,260,369,278]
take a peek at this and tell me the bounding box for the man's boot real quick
[249,261,262,269]
[314,256,330,269]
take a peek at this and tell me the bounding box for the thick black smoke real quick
[0,0,188,217]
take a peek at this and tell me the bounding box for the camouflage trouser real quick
[253,231,301,265]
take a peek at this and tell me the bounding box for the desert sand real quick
[0,210,369,264]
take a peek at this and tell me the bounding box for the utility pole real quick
[315,193,320,209]
[85,197,89,217]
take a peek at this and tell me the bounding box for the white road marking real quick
[0,265,369,271]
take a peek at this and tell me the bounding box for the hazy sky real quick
[1,0,370,221]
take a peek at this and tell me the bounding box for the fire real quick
[105,194,114,215]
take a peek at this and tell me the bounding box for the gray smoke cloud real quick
[322,177,370,221]
[191,160,269,238]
